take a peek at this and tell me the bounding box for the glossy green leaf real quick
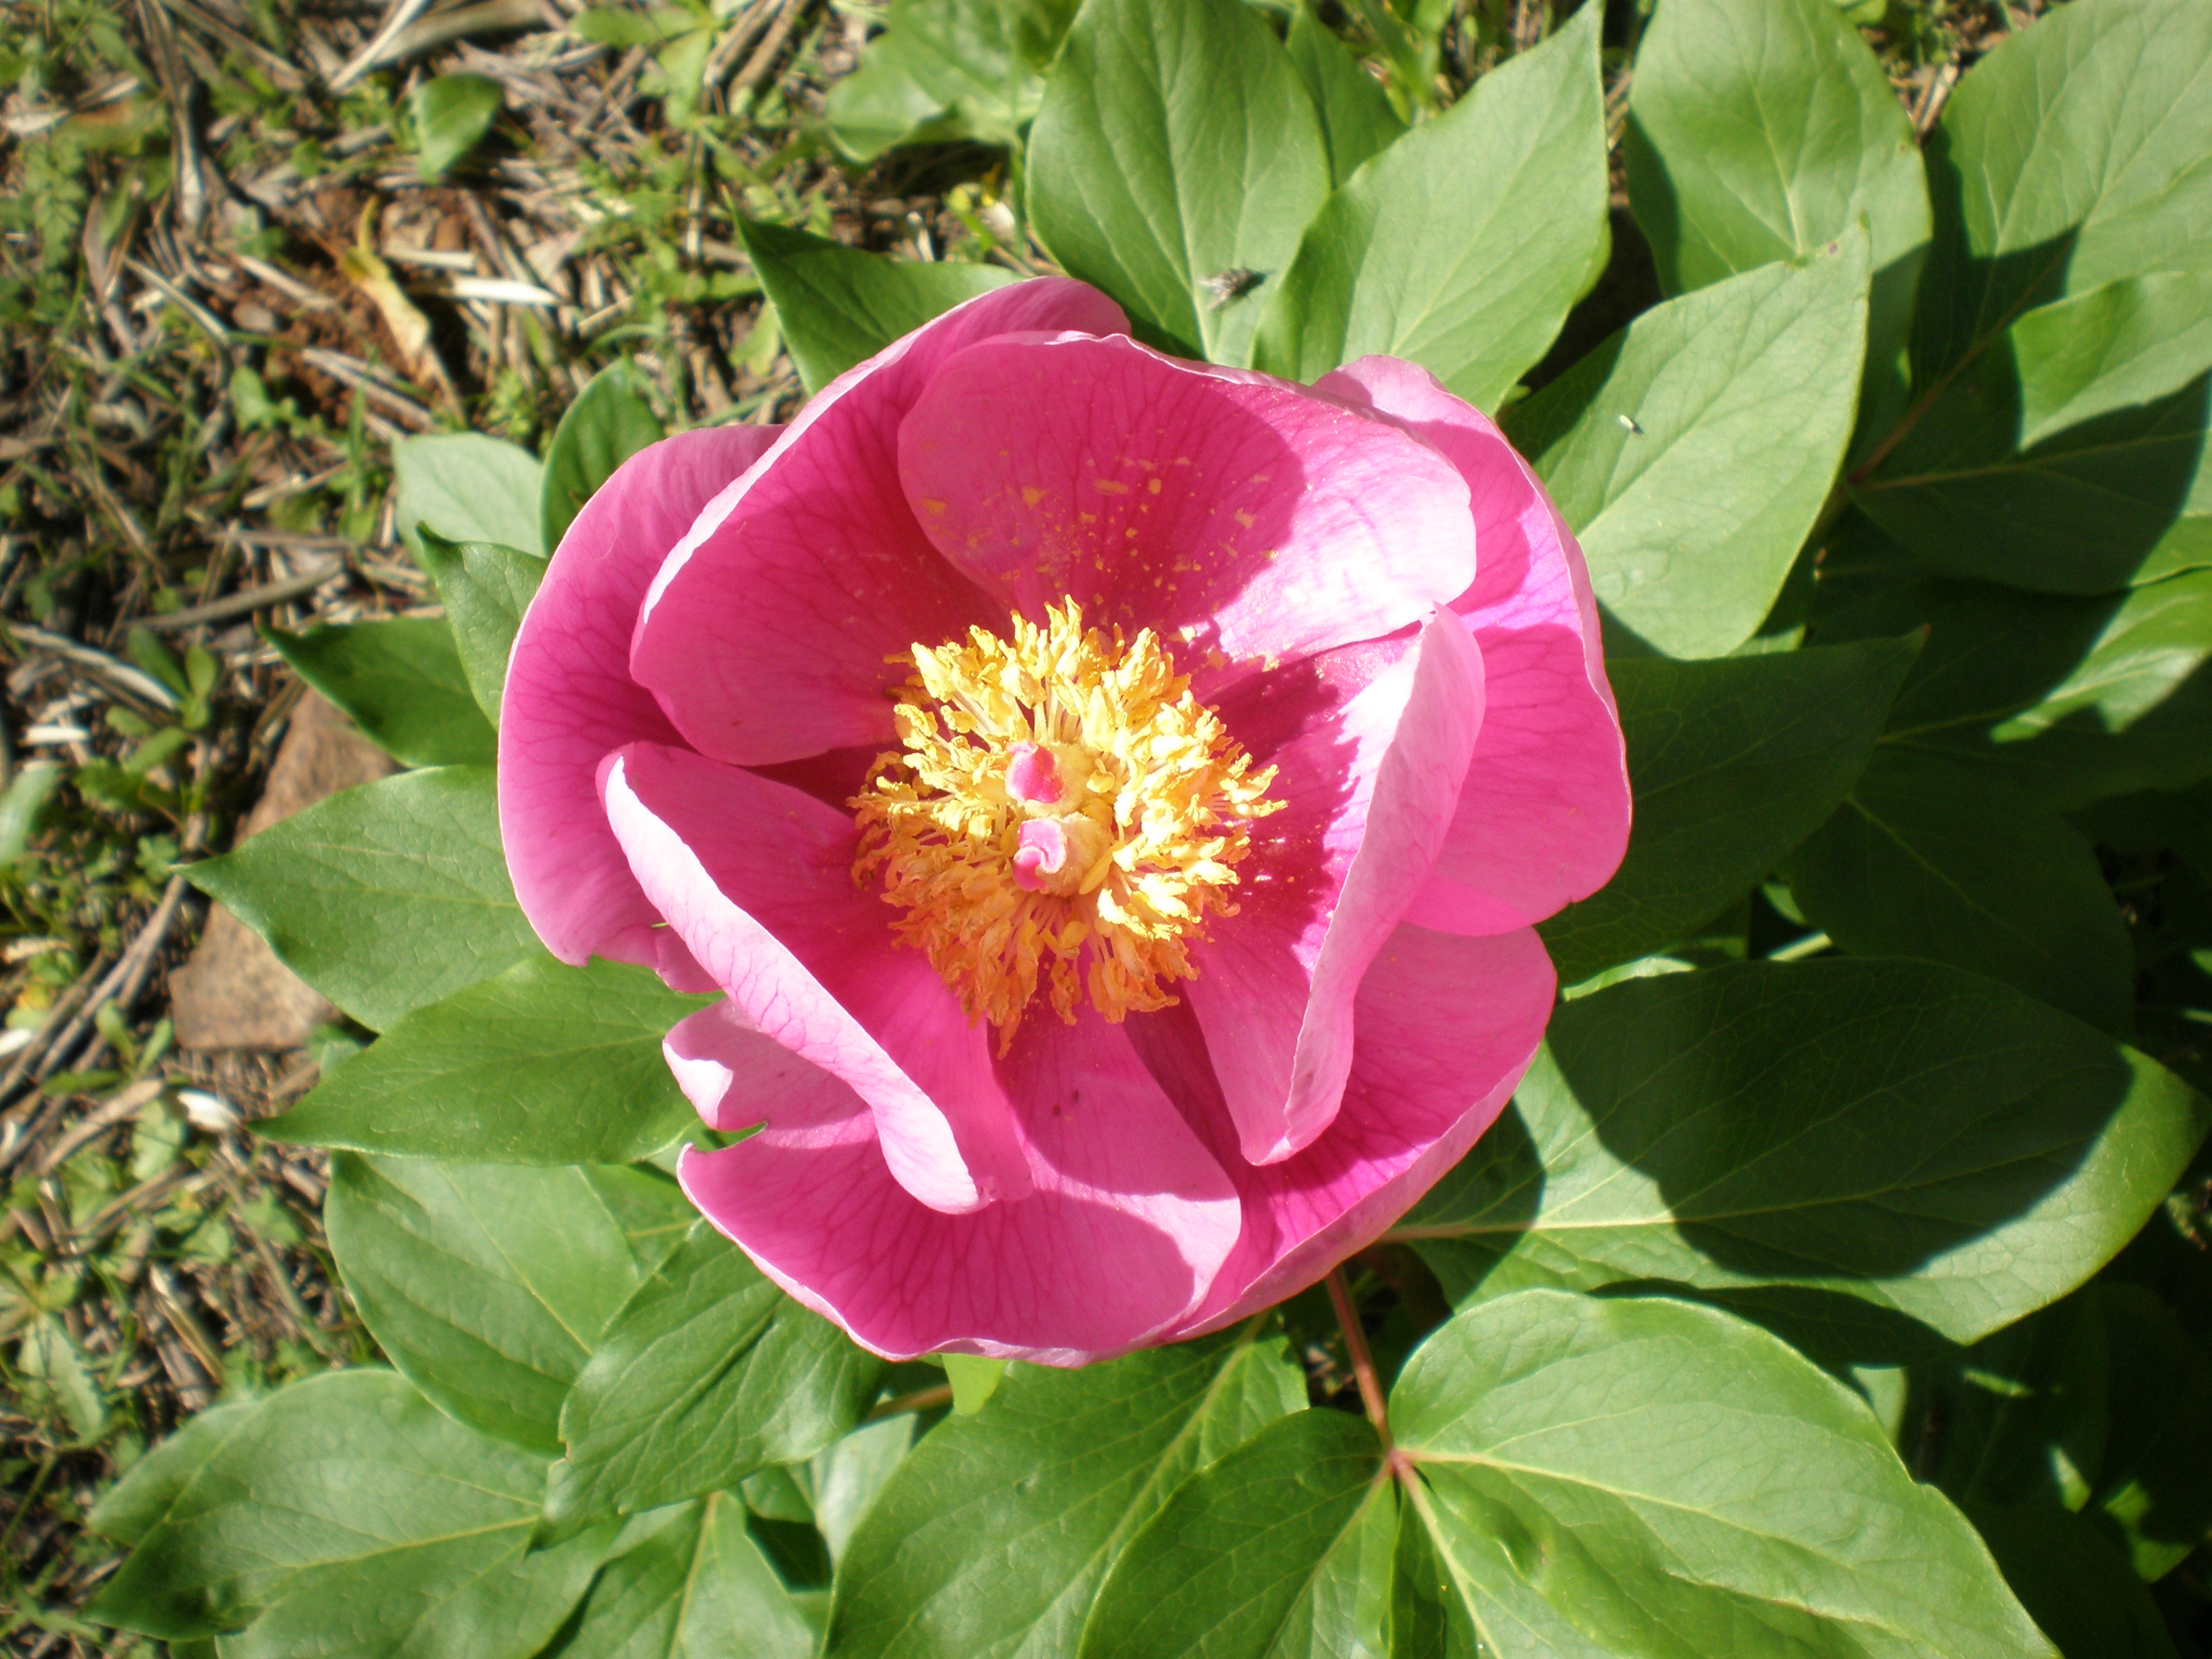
[410,73,503,182]
[1815,568,2212,810]
[1965,1503,2180,1659]
[1934,1284,2212,1583]
[1539,638,1917,985]
[1282,5,1404,188]
[1789,752,2136,1034]
[1855,0,2212,592]
[1079,1409,1391,1659]
[1623,0,1929,439]
[266,617,496,767]
[186,766,537,1031]
[825,1325,1307,1658]
[823,0,1077,160]
[1254,5,1604,411]
[263,954,714,1165]
[415,530,548,726]
[1506,232,1870,657]
[327,1154,691,1454]
[540,361,665,556]
[2013,270,2212,449]
[552,1225,884,1524]
[1399,959,2211,1344]
[544,1494,822,1659]
[89,1370,613,1656]
[1028,0,1329,363]
[738,218,1016,394]
[394,431,545,558]
[1390,1290,2055,1658]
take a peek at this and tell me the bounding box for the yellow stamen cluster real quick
[851,601,1282,1049]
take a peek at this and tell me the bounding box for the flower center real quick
[851,601,1282,1048]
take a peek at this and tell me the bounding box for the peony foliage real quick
[94,0,2212,1654]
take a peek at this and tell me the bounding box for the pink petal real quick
[672,1005,1240,1364]
[630,281,1130,766]
[1185,609,1484,1167]
[600,742,1029,1215]
[895,333,1475,700]
[499,426,780,972]
[1318,357,1630,933]
[1134,922,1556,1339]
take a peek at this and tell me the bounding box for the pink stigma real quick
[1012,818,1069,891]
[1006,741,1063,805]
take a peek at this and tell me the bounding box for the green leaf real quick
[1965,1503,2180,1659]
[540,361,666,556]
[262,954,715,1165]
[89,1370,614,1654]
[1934,1284,2212,1583]
[942,1353,1006,1415]
[0,758,60,864]
[1853,373,2212,596]
[1253,4,1605,412]
[394,432,546,559]
[2073,1286,2212,1574]
[821,35,949,163]
[1389,1290,2055,1658]
[1538,638,1917,985]
[737,218,1017,395]
[1912,0,2212,386]
[186,766,538,1031]
[825,1324,1307,1658]
[327,1154,691,1455]
[570,6,696,47]
[810,1414,922,1564]
[1400,958,2211,1345]
[1505,232,1870,657]
[1815,568,2212,810]
[88,1400,259,1547]
[2013,270,2212,450]
[1622,0,1930,440]
[1855,0,2212,592]
[1028,0,1330,364]
[1788,752,2136,1035]
[1079,1408,1389,1659]
[823,0,1078,161]
[409,73,503,182]
[414,530,548,726]
[1282,5,1404,188]
[266,616,497,768]
[551,1225,884,1524]
[544,1494,821,1659]
[17,1317,104,1441]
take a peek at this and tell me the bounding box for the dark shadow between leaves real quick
[1855,143,2211,592]
[1810,567,2212,807]
[1391,1101,1544,1307]
[1593,1281,1957,1376]
[1551,962,2140,1286]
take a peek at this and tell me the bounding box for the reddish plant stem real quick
[1326,1266,1394,1455]
[865,1382,954,1423]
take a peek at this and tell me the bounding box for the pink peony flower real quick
[499,281,1630,1365]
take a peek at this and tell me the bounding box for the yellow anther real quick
[851,601,1282,1050]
